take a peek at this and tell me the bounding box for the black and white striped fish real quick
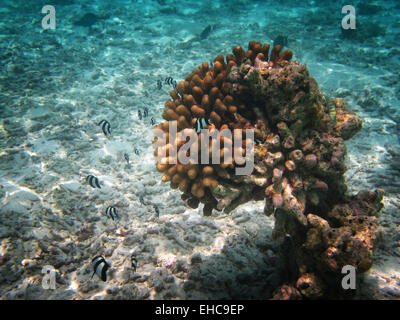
[154,205,160,218]
[144,107,149,118]
[138,110,142,120]
[91,255,110,282]
[194,117,211,133]
[86,175,101,189]
[106,206,119,220]
[164,77,176,89]
[124,153,130,165]
[164,77,174,85]
[150,117,156,126]
[131,255,137,272]
[98,120,111,136]
[134,148,140,155]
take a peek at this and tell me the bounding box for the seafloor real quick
[0,0,399,299]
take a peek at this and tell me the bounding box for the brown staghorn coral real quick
[153,41,383,298]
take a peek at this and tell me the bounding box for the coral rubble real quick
[154,41,384,298]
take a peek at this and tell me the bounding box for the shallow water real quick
[0,0,399,300]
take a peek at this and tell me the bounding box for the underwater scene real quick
[0,0,399,301]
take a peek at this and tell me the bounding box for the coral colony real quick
[153,41,384,298]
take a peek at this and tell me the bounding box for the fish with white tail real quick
[86,175,101,189]
[91,255,110,281]
[194,117,211,133]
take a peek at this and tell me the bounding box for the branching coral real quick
[153,41,383,298]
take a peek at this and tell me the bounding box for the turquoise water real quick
[0,0,399,299]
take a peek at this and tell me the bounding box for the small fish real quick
[138,110,142,120]
[144,107,149,118]
[209,60,214,68]
[91,255,110,282]
[154,205,160,218]
[326,97,336,123]
[164,77,174,85]
[98,120,111,136]
[172,80,177,90]
[134,148,140,155]
[157,79,162,90]
[124,153,130,165]
[200,24,214,40]
[150,117,156,126]
[194,117,211,133]
[106,206,119,220]
[86,175,101,189]
[131,255,137,272]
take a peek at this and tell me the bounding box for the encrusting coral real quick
[273,188,383,299]
[153,41,383,299]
